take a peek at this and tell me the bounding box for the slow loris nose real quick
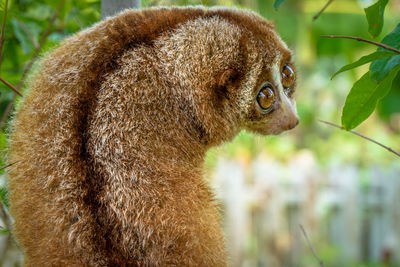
[286,116,299,130]
[279,89,299,131]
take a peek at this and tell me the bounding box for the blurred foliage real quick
[0,0,100,166]
[0,187,8,208]
[0,0,399,266]
[276,0,400,130]
[273,0,285,9]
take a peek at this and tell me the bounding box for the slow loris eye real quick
[257,85,275,111]
[282,65,295,89]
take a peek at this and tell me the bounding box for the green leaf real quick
[364,0,389,38]
[370,24,400,83]
[331,51,396,80]
[274,0,286,9]
[11,19,41,54]
[377,71,400,121]
[12,18,32,54]
[342,64,400,130]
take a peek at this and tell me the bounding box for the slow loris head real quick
[155,7,299,146]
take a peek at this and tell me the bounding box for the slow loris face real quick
[241,30,299,136]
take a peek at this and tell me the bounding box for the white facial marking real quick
[271,59,298,118]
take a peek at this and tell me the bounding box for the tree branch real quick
[0,0,8,73]
[0,77,23,97]
[299,224,325,267]
[321,35,400,54]
[313,0,334,21]
[319,120,400,158]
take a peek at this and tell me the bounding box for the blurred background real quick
[0,0,399,266]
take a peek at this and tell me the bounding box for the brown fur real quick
[7,6,298,266]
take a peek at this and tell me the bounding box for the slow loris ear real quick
[217,68,241,89]
[214,67,243,101]
[189,67,243,145]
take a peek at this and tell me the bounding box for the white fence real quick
[213,151,400,266]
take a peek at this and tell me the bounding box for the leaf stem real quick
[0,161,20,171]
[299,224,325,267]
[319,120,400,158]
[320,35,400,54]
[0,77,23,97]
[313,0,334,21]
